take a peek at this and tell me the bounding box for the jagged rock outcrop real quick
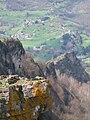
[0,38,53,119]
[5,38,25,75]
[0,38,44,78]
[61,33,82,52]
[0,38,90,120]
[0,39,25,75]
[46,52,90,120]
[47,52,90,82]
[0,40,15,75]
[0,75,52,120]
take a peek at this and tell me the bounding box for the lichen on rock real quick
[0,75,52,120]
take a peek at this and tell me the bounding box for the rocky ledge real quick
[0,75,52,120]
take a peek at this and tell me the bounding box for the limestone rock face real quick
[0,75,52,120]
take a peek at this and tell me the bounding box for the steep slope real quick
[0,38,44,78]
[0,39,52,120]
[47,52,90,82]
[46,52,90,120]
[0,39,90,120]
[0,38,25,76]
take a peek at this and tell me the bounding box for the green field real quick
[81,34,90,47]
[0,0,90,61]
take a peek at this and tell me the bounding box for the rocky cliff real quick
[47,52,90,82]
[0,38,52,120]
[0,38,90,120]
[0,38,44,78]
[0,38,25,75]
[0,75,52,120]
[46,52,90,120]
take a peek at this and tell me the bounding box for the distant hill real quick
[0,0,90,61]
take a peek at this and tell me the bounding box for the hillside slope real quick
[46,52,90,120]
[0,0,90,61]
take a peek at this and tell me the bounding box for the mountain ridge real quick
[0,39,90,120]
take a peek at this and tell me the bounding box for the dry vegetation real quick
[49,73,90,120]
